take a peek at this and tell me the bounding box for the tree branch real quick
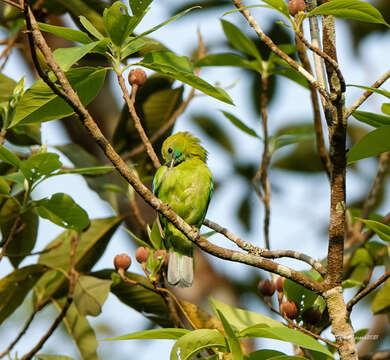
[345,68,390,119]
[347,268,390,312]
[0,0,23,9]
[24,5,323,294]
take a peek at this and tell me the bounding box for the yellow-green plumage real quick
[153,132,213,287]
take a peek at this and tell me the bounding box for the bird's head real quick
[161,132,208,168]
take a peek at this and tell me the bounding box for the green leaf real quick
[350,248,373,267]
[53,298,98,360]
[38,22,92,44]
[217,310,243,360]
[0,144,21,168]
[247,350,286,360]
[120,37,163,60]
[348,85,390,99]
[0,195,21,224]
[382,103,390,116]
[73,275,111,316]
[307,0,390,27]
[94,270,173,327]
[103,1,133,46]
[130,6,200,44]
[170,329,226,360]
[209,298,282,332]
[35,216,123,304]
[0,177,10,195]
[261,0,290,18]
[130,0,153,17]
[3,208,39,268]
[0,264,46,325]
[221,20,261,61]
[138,50,233,105]
[53,41,102,71]
[360,219,390,242]
[354,329,369,344]
[79,15,105,40]
[54,166,115,176]
[0,73,17,102]
[273,67,309,89]
[240,326,332,357]
[6,122,42,146]
[36,193,89,232]
[372,278,390,314]
[20,152,62,184]
[347,125,390,163]
[221,110,260,138]
[36,355,75,360]
[11,67,108,127]
[195,53,257,70]
[107,328,189,341]
[353,110,390,128]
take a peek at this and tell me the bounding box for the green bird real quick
[153,132,213,287]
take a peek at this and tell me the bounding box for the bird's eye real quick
[168,148,173,154]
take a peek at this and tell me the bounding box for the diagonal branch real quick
[24,4,323,294]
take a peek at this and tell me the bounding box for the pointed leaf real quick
[239,326,332,357]
[195,53,258,70]
[130,0,153,17]
[11,67,108,127]
[0,177,10,195]
[107,328,189,341]
[348,85,390,99]
[73,275,112,316]
[20,152,62,184]
[138,51,233,105]
[360,219,390,242]
[261,0,290,18]
[221,110,260,138]
[0,264,46,325]
[247,350,286,360]
[0,73,17,102]
[53,166,115,176]
[347,125,390,163]
[372,278,390,314]
[0,144,21,168]
[353,110,390,128]
[273,67,309,89]
[79,15,105,40]
[53,298,98,360]
[217,310,243,360]
[221,20,261,61]
[38,22,92,44]
[308,0,390,27]
[36,355,75,360]
[103,1,133,46]
[36,193,89,232]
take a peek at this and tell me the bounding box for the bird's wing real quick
[152,165,168,196]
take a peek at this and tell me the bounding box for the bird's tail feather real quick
[167,251,193,287]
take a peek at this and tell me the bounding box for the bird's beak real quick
[169,156,175,168]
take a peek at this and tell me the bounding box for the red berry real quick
[128,68,147,86]
[135,247,150,264]
[258,279,276,297]
[280,301,299,319]
[288,0,306,16]
[276,277,285,293]
[114,253,131,271]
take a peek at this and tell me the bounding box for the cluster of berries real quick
[113,247,169,271]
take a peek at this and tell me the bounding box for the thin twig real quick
[345,68,390,119]
[116,74,161,169]
[296,31,345,93]
[203,219,326,277]
[0,0,23,9]
[0,216,21,262]
[231,0,330,104]
[24,3,323,294]
[0,35,18,71]
[5,240,63,258]
[295,32,331,178]
[347,268,390,312]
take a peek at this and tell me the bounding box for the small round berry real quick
[276,277,285,293]
[135,247,150,264]
[128,68,147,86]
[258,279,276,297]
[288,0,306,16]
[302,308,322,325]
[154,249,168,266]
[280,300,299,319]
[114,253,131,271]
